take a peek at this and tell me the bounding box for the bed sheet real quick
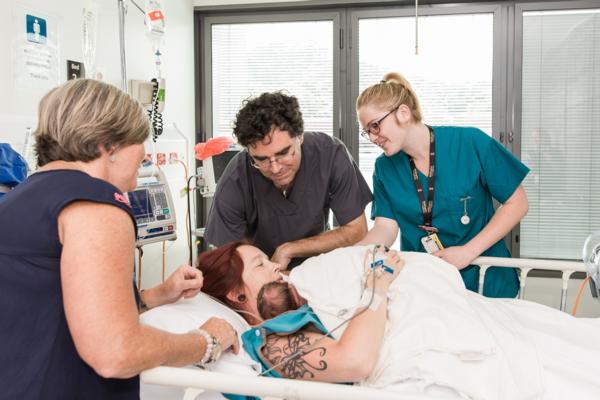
[484,297,600,400]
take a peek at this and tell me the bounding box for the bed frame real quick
[475,256,586,311]
[141,256,588,400]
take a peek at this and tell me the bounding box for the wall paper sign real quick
[13,5,59,90]
[26,14,47,44]
[67,60,85,80]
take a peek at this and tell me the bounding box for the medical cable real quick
[186,174,199,265]
[148,78,164,142]
[571,276,590,316]
[161,241,166,282]
[129,0,145,15]
[175,159,191,260]
[136,247,144,290]
[258,244,389,377]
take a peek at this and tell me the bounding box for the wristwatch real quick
[209,336,223,363]
[193,329,222,366]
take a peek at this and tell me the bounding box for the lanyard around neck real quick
[408,125,437,233]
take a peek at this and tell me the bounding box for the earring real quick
[237,294,247,303]
[109,154,117,163]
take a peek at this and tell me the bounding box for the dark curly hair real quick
[233,91,304,147]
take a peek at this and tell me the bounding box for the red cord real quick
[571,276,590,316]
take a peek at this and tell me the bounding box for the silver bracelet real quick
[192,329,215,366]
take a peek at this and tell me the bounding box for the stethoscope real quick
[460,196,471,225]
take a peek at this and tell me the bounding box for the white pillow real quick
[140,293,259,375]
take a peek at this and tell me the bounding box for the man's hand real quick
[271,243,293,270]
[433,245,478,270]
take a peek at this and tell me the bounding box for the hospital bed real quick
[140,256,590,400]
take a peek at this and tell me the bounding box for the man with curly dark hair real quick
[205,91,372,269]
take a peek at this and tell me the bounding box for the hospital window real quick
[519,8,600,260]
[356,12,493,248]
[210,20,334,138]
[197,1,600,261]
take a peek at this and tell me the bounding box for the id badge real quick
[421,233,444,254]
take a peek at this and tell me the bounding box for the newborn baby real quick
[257,281,304,320]
[257,246,404,320]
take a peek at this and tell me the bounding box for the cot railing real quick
[141,366,437,400]
[472,256,586,312]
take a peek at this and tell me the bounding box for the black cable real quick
[148,78,163,142]
[186,174,198,265]
[129,0,145,15]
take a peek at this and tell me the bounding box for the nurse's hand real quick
[271,243,293,270]
[143,265,204,309]
[433,246,478,270]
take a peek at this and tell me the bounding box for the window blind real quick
[520,9,600,260]
[357,13,494,249]
[211,21,334,138]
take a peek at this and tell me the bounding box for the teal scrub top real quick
[371,126,529,298]
[241,304,329,378]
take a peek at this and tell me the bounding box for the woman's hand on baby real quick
[201,317,240,355]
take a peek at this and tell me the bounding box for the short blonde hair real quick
[356,72,423,122]
[34,79,149,167]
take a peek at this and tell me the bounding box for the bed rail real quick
[141,366,438,400]
[472,256,586,312]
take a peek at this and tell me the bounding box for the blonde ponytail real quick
[356,72,423,122]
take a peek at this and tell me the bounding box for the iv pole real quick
[117,0,128,92]
[117,0,145,92]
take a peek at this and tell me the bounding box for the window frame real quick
[198,11,344,142]
[512,0,600,260]
[346,3,504,159]
[194,10,344,234]
[194,0,600,261]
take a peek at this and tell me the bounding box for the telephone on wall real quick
[129,78,164,142]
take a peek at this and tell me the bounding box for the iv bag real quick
[145,0,165,47]
[82,0,99,79]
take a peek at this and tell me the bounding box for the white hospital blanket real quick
[290,246,600,399]
[474,295,600,400]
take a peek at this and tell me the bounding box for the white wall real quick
[0,0,196,289]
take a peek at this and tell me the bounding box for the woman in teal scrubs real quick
[356,72,529,298]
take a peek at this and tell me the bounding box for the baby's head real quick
[257,281,299,320]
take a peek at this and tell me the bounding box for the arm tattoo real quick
[262,332,328,379]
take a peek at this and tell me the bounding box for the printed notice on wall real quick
[13,5,59,90]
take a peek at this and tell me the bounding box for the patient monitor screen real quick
[128,189,153,222]
[213,150,239,183]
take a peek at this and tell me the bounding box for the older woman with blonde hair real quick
[0,79,238,399]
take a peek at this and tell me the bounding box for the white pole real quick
[117,0,127,92]
[473,256,585,272]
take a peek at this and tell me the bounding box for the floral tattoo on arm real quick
[262,332,328,379]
